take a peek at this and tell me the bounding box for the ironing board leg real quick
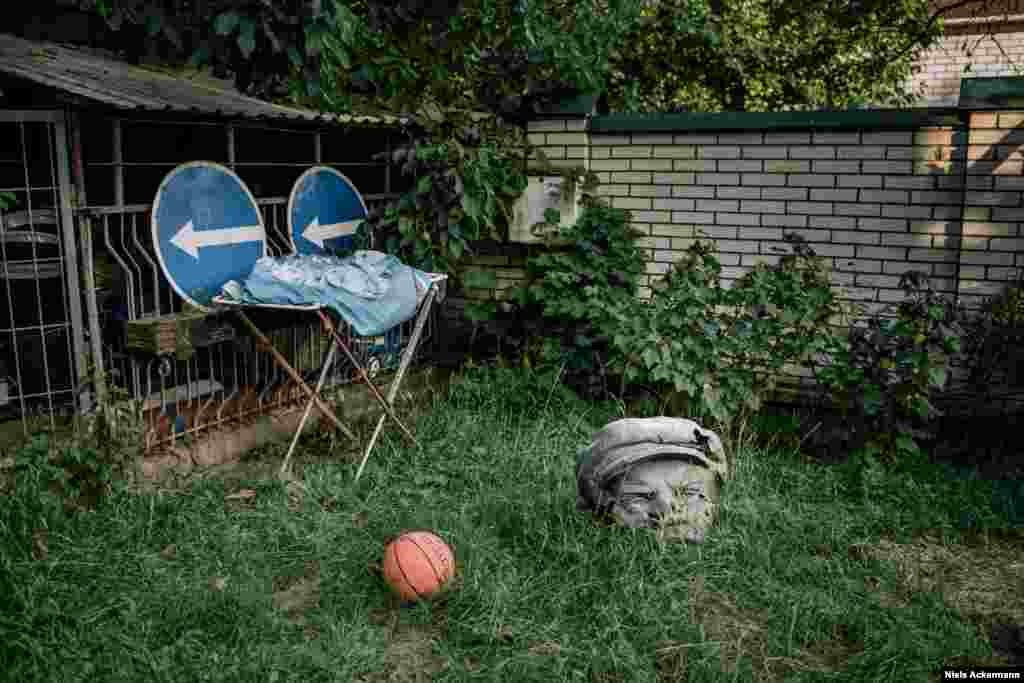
[315,310,418,447]
[279,342,338,478]
[234,310,356,442]
[354,285,437,482]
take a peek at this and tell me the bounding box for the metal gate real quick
[0,110,86,424]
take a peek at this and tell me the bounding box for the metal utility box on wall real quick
[509,175,580,243]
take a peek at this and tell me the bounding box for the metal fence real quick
[0,181,441,450]
[0,112,83,429]
[79,195,442,452]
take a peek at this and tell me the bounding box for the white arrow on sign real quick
[170,220,264,260]
[302,216,362,249]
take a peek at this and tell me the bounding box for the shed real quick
[0,32,421,445]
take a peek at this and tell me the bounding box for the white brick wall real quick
[522,117,1024,314]
[463,113,1024,396]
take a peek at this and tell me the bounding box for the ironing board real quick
[151,162,445,481]
[211,271,446,480]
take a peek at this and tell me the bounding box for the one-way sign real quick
[152,161,266,309]
[288,166,368,254]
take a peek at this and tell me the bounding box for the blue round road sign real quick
[288,166,368,255]
[152,162,266,310]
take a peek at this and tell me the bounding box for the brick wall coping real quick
[960,76,1024,108]
[589,109,963,133]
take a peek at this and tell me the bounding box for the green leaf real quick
[144,13,162,37]
[187,44,211,67]
[449,237,465,261]
[237,18,257,59]
[465,302,497,323]
[461,194,481,221]
[862,386,883,416]
[287,46,304,67]
[398,216,414,236]
[894,433,920,455]
[927,366,947,388]
[417,175,432,194]
[463,270,497,290]
[214,12,241,36]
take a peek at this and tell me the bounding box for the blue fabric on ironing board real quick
[221,250,431,337]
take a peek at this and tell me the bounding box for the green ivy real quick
[345,106,529,280]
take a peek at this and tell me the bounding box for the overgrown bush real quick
[348,108,529,278]
[510,206,845,425]
[959,275,1024,398]
[610,234,845,425]
[510,194,646,398]
[815,271,964,464]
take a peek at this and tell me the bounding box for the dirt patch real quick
[355,620,449,683]
[861,528,1024,668]
[657,574,864,682]
[272,560,322,626]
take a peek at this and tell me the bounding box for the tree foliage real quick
[64,0,1020,114]
[69,0,638,120]
[606,0,947,112]
[55,0,1017,279]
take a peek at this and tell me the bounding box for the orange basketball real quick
[382,531,455,601]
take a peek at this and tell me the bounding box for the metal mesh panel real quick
[0,118,78,422]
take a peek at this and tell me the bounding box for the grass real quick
[1,365,1021,682]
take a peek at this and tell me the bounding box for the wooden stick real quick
[234,310,356,442]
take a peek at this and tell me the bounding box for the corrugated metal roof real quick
[0,33,406,127]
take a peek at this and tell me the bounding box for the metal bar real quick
[354,284,437,482]
[385,130,391,195]
[79,194,400,215]
[16,120,53,423]
[69,112,106,411]
[113,119,124,207]
[314,131,322,165]
[54,115,89,410]
[954,111,969,307]
[0,184,59,192]
[233,309,356,441]
[0,122,24,422]
[262,201,289,256]
[0,111,62,123]
[117,219,145,317]
[129,210,161,316]
[316,309,418,446]
[102,215,136,320]
[227,124,235,168]
[279,341,338,477]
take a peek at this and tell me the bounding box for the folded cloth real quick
[220,251,439,337]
